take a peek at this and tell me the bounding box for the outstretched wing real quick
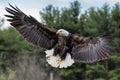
[5,4,58,49]
[71,35,115,63]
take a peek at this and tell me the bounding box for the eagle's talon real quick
[46,55,52,60]
[57,58,62,65]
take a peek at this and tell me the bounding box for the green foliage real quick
[111,3,120,38]
[0,68,16,80]
[40,1,81,33]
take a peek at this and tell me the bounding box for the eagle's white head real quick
[56,29,70,36]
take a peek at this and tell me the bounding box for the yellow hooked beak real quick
[56,31,60,35]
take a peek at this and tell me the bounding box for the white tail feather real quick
[45,49,74,68]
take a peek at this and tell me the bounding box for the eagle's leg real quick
[57,46,68,65]
[60,46,68,60]
[46,55,52,60]
[53,44,60,56]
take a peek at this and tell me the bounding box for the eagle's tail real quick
[45,49,74,68]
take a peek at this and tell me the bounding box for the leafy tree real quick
[111,2,120,37]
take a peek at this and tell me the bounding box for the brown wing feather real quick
[5,4,58,49]
[71,35,115,63]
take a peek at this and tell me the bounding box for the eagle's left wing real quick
[71,35,115,63]
[5,4,58,50]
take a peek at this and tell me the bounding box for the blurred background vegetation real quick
[0,1,120,80]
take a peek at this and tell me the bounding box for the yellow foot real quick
[46,55,52,60]
[57,58,62,65]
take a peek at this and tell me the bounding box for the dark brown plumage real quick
[5,4,115,68]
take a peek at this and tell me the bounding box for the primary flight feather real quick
[5,4,115,68]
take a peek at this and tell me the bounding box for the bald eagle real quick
[5,4,115,68]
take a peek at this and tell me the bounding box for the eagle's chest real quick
[58,36,68,46]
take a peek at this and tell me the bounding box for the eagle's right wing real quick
[5,4,58,50]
